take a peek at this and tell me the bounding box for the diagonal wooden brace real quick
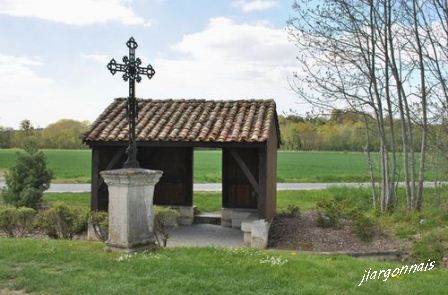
[229,149,260,196]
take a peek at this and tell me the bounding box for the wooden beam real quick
[258,147,267,218]
[185,147,193,206]
[229,149,260,196]
[98,148,126,187]
[222,148,228,208]
[107,148,126,170]
[91,148,100,211]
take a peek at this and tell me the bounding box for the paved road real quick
[0,181,445,193]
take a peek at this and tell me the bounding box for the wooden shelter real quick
[82,98,280,221]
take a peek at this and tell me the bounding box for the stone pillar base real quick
[241,219,270,249]
[100,168,162,253]
[168,205,195,225]
[87,221,99,241]
[221,208,258,229]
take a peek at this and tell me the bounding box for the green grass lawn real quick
[0,149,445,183]
[44,192,91,209]
[193,190,331,213]
[43,190,330,213]
[15,188,448,294]
[0,239,446,294]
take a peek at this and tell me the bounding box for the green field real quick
[0,149,90,183]
[0,149,444,183]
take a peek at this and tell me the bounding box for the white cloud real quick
[0,54,53,127]
[0,17,307,128]
[232,0,277,12]
[0,0,148,26]
[81,54,111,64]
[173,17,293,66]
[0,53,107,129]
[0,54,53,102]
[139,17,299,113]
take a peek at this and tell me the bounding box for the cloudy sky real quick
[0,0,305,129]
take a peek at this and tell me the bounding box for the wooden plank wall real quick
[222,148,259,209]
[90,146,193,211]
[139,147,193,206]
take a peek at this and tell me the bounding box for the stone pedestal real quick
[241,218,270,249]
[221,208,258,228]
[250,220,270,249]
[100,168,162,252]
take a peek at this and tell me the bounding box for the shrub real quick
[89,211,108,242]
[1,144,52,209]
[14,207,37,237]
[412,228,448,263]
[281,205,301,218]
[352,213,377,242]
[316,199,346,228]
[329,186,372,211]
[153,206,180,248]
[0,206,36,237]
[0,206,16,237]
[35,202,88,239]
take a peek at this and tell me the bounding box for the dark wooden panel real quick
[222,148,258,209]
[92,146,193,211]
[154,183,186,205]
[138,147,193,206]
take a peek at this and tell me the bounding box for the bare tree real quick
[289,0,447,212]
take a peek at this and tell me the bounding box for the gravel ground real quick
[269,211,407,253]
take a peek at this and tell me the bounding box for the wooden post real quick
[222,148,228,208]
[258,147,267,219]
[91,148,100,211]
[185,147,193,206]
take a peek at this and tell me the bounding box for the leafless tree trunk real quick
[363,113,378,208]
[288,0,446,212]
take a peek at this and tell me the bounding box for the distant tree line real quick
[279,109,426,152]
[0,119,89,149]
[0,112,438,152]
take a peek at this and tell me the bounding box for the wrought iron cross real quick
[107,37,155,168]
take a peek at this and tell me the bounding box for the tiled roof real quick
[82,98,279,143]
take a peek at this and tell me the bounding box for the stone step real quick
[194,213,221,225]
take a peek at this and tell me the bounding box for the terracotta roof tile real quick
[82,98,278,143]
